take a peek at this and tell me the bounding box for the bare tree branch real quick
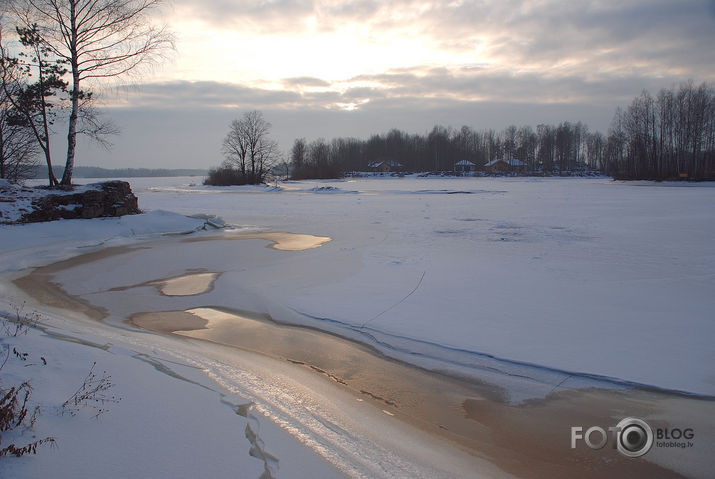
[18,0,173,185]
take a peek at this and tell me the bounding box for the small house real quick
[484,158,528,173]
[455,160,477,173]
[367,159,403,173]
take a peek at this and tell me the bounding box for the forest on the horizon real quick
[287,81,714,181]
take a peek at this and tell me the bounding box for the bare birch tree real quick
[19,0,172,185]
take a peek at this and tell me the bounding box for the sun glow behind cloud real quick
[172,17,461,77]
[128,0,715,114]
[73,1,715,169]
[158,2,498,109]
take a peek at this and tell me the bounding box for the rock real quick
[20,181,141,223]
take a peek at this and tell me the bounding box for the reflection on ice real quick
[130,310,208,332]
[157,272,220,296]
[187,231,332,251]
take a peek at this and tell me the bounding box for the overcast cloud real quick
[69,0,715,169]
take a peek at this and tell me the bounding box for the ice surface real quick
[5,176,714,398]
[128,176,715,398]
[2,175,714,477]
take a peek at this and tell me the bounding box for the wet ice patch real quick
[157,272,220,296]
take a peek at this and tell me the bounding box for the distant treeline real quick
[605,81,714,180]
[290,81,714,180]
[291,121,599,179]
[33,166,208,179]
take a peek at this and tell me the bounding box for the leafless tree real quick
[585,131,605,171]
[218,110,279,185]
[0,90,39,182]
[1,19,68,185]
[19,0,173,185]
[290,137,306,169]
[607,82,714,179]
[516,125,537,170]
[0,21,40,183]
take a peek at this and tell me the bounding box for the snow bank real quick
[0,322,265,478]
[0,181,117,224]
[0,210,212,272]
[0,306,346,479]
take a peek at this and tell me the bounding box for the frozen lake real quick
[4,175,715,478]
[89,176,715,399]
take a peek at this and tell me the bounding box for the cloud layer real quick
[142,1,715,114]
[75,1,715,168]
[168,0,715,79]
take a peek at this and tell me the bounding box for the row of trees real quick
[603,82,714,179]
[0,0,171,186]
[288,121,604,178]
[283,83,713,181]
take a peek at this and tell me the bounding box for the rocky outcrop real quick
[20,181,141,223]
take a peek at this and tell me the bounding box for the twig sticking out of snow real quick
[62,362,120,418]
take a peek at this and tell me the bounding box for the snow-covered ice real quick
[2,175,714,478]
[128,176,715,398]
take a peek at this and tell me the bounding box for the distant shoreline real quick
[32,166,208,179]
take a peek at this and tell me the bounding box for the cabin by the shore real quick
[367,159,404,173]
[484,158,528,173]
[455,160,477,173]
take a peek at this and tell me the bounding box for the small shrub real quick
[204,167,267,186]
[62,362,119,418]
[0,382,55,457]
[1,305,119,462]
[0,303,39,337]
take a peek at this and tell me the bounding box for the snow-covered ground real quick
[1,175,714,478]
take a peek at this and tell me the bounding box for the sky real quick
[62,0,715,169]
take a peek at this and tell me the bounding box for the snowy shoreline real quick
[0,209,510,478]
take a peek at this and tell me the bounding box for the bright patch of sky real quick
[143,0,715,110]
[53,1,715,167]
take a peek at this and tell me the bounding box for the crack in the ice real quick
[289,306,715,400]
[132,353,214,391]
[132,353,280,479]
[360,270,426,328]
[241,402,280,479]
[359,389,398,408]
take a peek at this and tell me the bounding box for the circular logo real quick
[616,417,653,458]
